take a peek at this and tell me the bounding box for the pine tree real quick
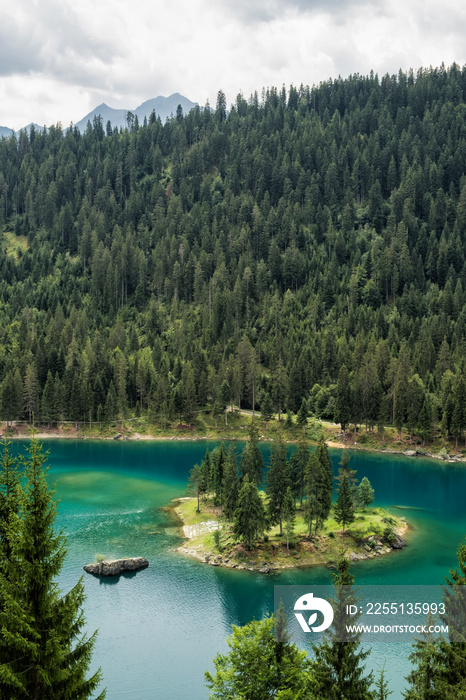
[376,665,392,699]
[435,538,466,696]
[296,398,309,426]
[417,396,433,446]
[304,450,333,538]
[188,463,204,513]
[233,475,265,549]
[222,445,239,520]
[282,487,296,550]
[312,556,374,699]
[260,391,274,427]
[240,421,264,486]
[335,364,352,432]
[266,434,290,535]
[404,616,443,699]
[334,471,355,532]
[210,443,227,505]
[313,436,334,532]
[0,438,20,672]
[289,430,310,508]
[0,436,105,699]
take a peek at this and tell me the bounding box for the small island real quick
[173,497,407,572]
[172,431,407,573]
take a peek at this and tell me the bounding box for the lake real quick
[8,439,466,699]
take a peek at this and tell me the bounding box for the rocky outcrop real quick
[83,557,149,577]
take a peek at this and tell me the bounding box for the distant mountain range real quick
[0,93,197,137]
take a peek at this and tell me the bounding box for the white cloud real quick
[1,0,466,129]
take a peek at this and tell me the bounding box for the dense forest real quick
[2,63,466,442]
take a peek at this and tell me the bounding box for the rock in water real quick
[83,557,149,577]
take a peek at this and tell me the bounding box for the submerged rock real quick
[83,557,149,577]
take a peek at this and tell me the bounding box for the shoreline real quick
[170,497,409,574]
[2,424,465,465]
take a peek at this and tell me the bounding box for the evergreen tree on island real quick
[0,436,105,698]
[222,445,239,520]
[334,470,355,532]
[266,433,290,535]
[233,475,265,549]
[240,421,264,487]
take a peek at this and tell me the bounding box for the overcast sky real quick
[2,0,466,130]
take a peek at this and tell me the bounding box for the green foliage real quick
[334,470,355,531]
[266,433,290,535]
[358,476,375,509]
[205,615,313,699]
[233,475,266,549]
[282,487,296,550]
[222,445,239,520]
[240,421,264,486]
[0,437,105,699]
[213,529,222,552]
[2,68,466,450]
[311,556,374,699]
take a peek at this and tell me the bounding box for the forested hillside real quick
[1,63,466,443]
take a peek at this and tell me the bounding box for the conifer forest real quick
[2,65,466,442]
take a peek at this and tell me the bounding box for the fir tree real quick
[0,436,105,699]
[297,398,309,426]
[404,615,443,699]
[417,396,433,446]
[312,556,374,699]
[334,471,355,532]
[0,438,20,672]
[210,443,227,506]
[222,445,239,520]
[435,538,466,696]
[376,665,393,699]
[266,434,290,535]
[233,475,265,549]
[335,364,352,433]
[289,430,310,508]
[188,463,204,513]
[240,421,264,486]
[282,487,296,550]
[260,391,274,427]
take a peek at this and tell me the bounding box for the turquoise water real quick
[9,440,466,699]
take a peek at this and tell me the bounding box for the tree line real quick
[205,542,466,698]
[2,65,466,443]
[189,426,375,549]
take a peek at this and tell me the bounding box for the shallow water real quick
[8,440,466,699]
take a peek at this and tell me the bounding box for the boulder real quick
[391,535,406,550]
[259,565,271,574]
[83,557,149,577]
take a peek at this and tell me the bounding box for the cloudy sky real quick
[1,0,466,130]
